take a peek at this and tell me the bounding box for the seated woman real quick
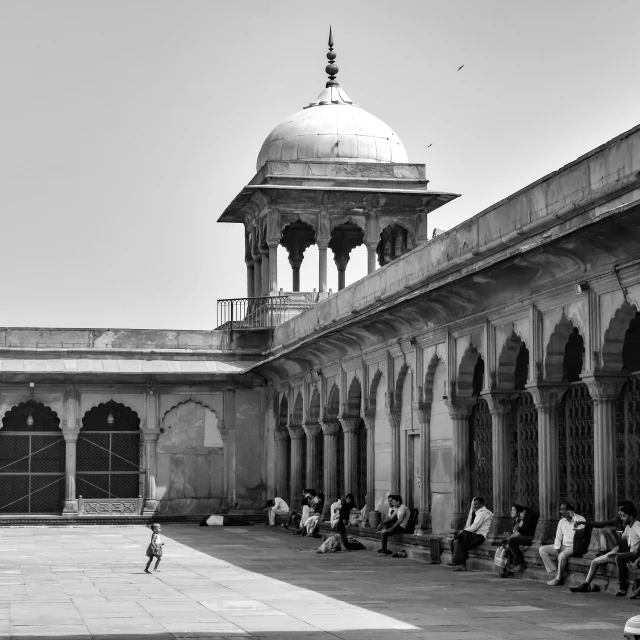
[304,492,324,537]
[500,503,538,577]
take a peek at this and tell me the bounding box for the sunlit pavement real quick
[0,524,636,639]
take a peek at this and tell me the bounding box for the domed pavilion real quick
[218,29,459,300]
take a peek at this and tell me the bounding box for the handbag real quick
[493,546,508,569]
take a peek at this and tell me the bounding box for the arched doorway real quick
[0,401,65,513]
[76,402,143,499]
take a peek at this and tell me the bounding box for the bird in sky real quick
[427,144,433,148]
[457,65,464,71]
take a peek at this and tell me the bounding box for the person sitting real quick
[448,496,493,571]
[539,500,585,586]
[291,497,311,535]
[264,497,289,527]
[349,495,370,527]
[303,491,324,537]
[499,503,538,577]
[377,494,410,555]
[570,502,640,594]
[282,489,314,530]
[580,500,635,556]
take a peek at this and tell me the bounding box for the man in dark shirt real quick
[504,504,538,574]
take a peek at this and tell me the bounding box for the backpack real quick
[572,524,592,557]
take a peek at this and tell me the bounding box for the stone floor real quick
[0,523,637,639]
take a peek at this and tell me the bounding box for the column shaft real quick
[292,267,301,292]
[367,245,377,274]
[363,414,375,509]
[321,421,340,503]
[63,433,78,514]
[387,410,401,494]
[143,432,159,515]
[268,245,278,293]
[303,424,321,490]
[318,246,328,293]
[253,255,262,298]
[417,408,431,530]
[446,399,474,531]
[288,426,304,510]
[340,418,360,497]
[246,261,255,298]
[274,430,290,501]
[261,251,269,297]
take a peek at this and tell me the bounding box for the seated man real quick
[570,502,640,594]
[448,496,493,571]
[377,494,409,555]
[282,489,314,529]
[539,500,585,586]
[264,497,289,527]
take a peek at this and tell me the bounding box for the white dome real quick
[256,86,408,171]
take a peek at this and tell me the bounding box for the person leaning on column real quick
[447,496,493,571]
[538,500,585,586]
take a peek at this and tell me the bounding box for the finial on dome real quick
[325,26,339,88]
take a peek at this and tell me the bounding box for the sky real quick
[1,1,639,330]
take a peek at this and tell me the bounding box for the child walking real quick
[144,523,163,573]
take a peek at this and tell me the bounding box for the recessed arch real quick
[497,331,530,391]
[457,345,483,398]
[393,363,410,409]
[424,353,445,404]
[368,370,384,413]
[545,315,582,382]
[346,377,362,416]
[2,400,61,432]
[308,387,321,423]
[279,395,289,429]
[326,383,340,419]
[292,390,304,425]
[602,301,639,372]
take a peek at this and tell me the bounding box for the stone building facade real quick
[1,34,639,550]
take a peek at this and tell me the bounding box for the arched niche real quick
[346,377,362,416]
[424,353,445,404]
[160,399,222,449]
[368,370,383,413]
[308,387,321,423]
[497,331,530,391]
[279,395,289,428]
[377,222,414,266]
[292,391,304,425]
[326,383,340,419]
[393,363,410,409]
[545,315,584,382]
[457,345,483,398]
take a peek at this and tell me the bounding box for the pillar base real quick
[417,511,431,532]
[142,499,159,517]
[62,500,78,515]
[534,518,558,544]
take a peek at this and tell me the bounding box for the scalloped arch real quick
[457,345,482,398]
[292,390,304,425]
[602,301,639,373]
[368,370,384,413]
[308,387,321,422]
[393,363,411,408]
[162,397,219,421]
[326,383,340,419]
[346,377,362,416]
[424,353,445,404]
[497,331,526,390]
[545,314,580,382]
[279,395,289,428]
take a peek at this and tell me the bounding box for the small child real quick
[144,523,163,573]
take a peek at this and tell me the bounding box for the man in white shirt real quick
[570,502,640,594]
[264,497,289,526]
[539,501,585,585]
[377,494,410,555]
[447,496,493,571]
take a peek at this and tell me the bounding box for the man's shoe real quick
[446,562,458,567]
[570,582,591,593]
[547,578,561,586]
[451,565,467,572]
[281,524,289,530]
[615,588,628,597]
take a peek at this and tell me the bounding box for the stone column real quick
[261,248,270,297]
[528,384,566,542]
[336,256,349,291]
[318,242,328,293]
[416,406,431,530]
[246,259,255,298]
[291,258,302,292]
[583,375,626,521]
[268,242,278,294]
[340,417,360,497]
[288,425,305,510]
[363,413,376,509]
[303,423,321,490]
[274,428,290,501]
[62,431,79,515]
[142,431,159,516]
[366,242,377,275]
[386,408,401,494]
[253,253,262,298]
[445,398,476,531]
[484,392,515,537]
[320,420,340,503]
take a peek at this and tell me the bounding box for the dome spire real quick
[325,26,339,88]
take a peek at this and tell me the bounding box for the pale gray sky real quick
[1,1,639,330]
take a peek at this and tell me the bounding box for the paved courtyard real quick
[0,523,637,639]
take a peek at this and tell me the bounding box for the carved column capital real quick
[416,404,431,425]
[320,420,341,436]
[302,422,321,438]
[526,383,567,410]
[581,374,627,402]
[386,408,401,429]
[287,424,305,440]
[143,431,160,443]
[274,428,290,441]
[339,417,361,433]
[482,392,515,416]
[63,431,80,443]
[362,413,375,431]
[444,397,475,419]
